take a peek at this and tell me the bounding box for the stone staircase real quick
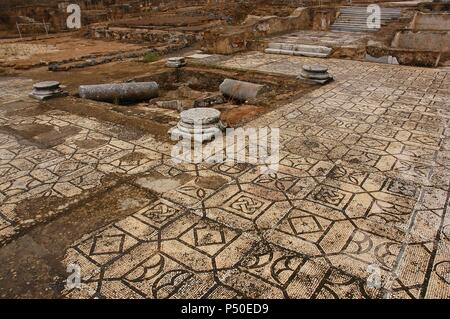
[265,43,332,58]
[331,6,402,32]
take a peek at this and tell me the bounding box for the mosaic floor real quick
[0,52,449,299]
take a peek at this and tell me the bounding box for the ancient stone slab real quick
[193,94,225,108]
[187,53,213,59]
[166,57,186,68]
[156,100,184,111]
[265,43,332,58]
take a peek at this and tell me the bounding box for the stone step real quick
[331,24,386,29]
[331,24,380,29]
[340,14,401,17]
[340,7,401,12]
[265,48,330,58]
[267,43,332,54]
[339,12,401,16]
[336,16,396,23]
[340,10,401,15]
[339,8,401,18]
[330,26,378,32]
[339,10,402,16]
[337,15,400,20]
[337,15,401,19]
[341,8,401,11]
[331,6,401,33]
[336,15,400,20]
[332,21,389,26]
[337,16,400,20]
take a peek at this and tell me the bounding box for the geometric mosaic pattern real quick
[1,53,449,298]
[0,78,164,246]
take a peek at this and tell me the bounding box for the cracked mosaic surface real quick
[1,53,449,299]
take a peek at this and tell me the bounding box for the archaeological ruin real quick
[0,0,449,303]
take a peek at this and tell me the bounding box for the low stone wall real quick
[202,7,311,54]
[0,0,209,34]
[411,12,450,31]
[311,8,338,31]
[392,30,450,51]
[367,44,442,67]
[88,26,197,46]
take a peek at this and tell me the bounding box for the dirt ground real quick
[0,36,146,69]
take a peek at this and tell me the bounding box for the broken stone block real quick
[186,53,213,59]
[166,57,186,68]
[193,93,226,108]
[155,100,184,111]
[219,79,267,102]
[265,43,332,58]
[169,108,224,143]
[79,82,159,104]
[297,64,334,84]
[29,81,68,101]
[48,63,59,72]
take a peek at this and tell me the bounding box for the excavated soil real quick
[13,59,314,140]
[0,36,145,69]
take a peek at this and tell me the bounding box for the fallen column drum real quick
[79,82,159,103]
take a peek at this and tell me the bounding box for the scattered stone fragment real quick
[193,93,226,108]
[79,82,159,104]
[29,81,68,100]
[169,107,224,143]
[85,59,97,66]
[166,57,186,68]
[48,62,59,72]
[186,53,213,59]
[155,100,184,111]
[297,64,334,84]
[219,79,267,102]
[265,43,332,58]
